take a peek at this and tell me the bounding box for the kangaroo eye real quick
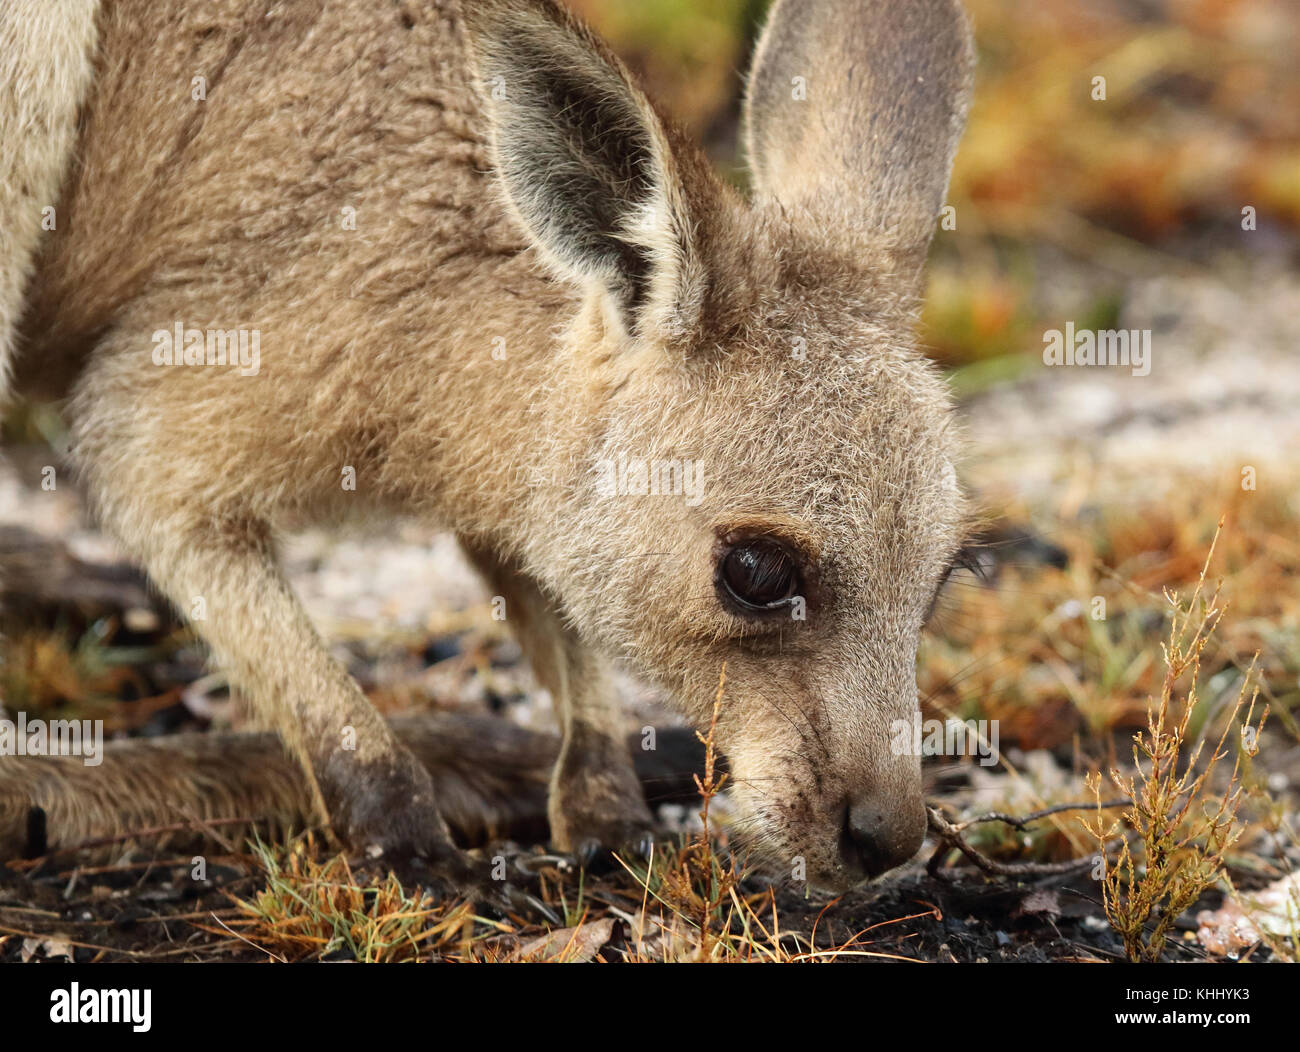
[719,540,801,611]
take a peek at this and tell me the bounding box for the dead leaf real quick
[509,918,615,962]
[21,935,73,962]
[1197,874,1300,955]
[1014,888,1063,919]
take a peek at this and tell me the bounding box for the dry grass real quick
[921,481,1299,760]
[220,834,476,962]
[915,478,1297,915]
[640,664,736,959]
[1082,524,1268,962]
[221,668,933,963]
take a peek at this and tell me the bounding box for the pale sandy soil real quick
[962,263,1300,506]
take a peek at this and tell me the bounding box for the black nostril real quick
[840,804,886,877]
[842,800,918,879]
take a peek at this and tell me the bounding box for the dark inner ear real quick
[492,31,659,322]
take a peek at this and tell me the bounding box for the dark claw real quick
[451,874,558,925]
[569,831,657,874]
[576,839,602,869]
[482,877,558,923]
[510,888,560,926]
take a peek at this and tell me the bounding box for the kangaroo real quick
[1,0,975,893]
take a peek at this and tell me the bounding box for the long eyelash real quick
[923,541,990,627]
[950,545,990,583]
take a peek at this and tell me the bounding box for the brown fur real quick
[0,0,100,401]
[6,0,975,890]
[0,713,708,863]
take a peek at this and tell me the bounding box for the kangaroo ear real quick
[465,0,710,342]
[743,0,975,275]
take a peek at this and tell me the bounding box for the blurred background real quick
[571,0,1299,374]
[2,0,1298,957]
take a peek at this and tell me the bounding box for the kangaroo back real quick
[0,1,101,407]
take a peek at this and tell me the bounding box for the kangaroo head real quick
[468,0,975,889]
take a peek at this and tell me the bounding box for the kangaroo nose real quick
[842,798,925,878]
